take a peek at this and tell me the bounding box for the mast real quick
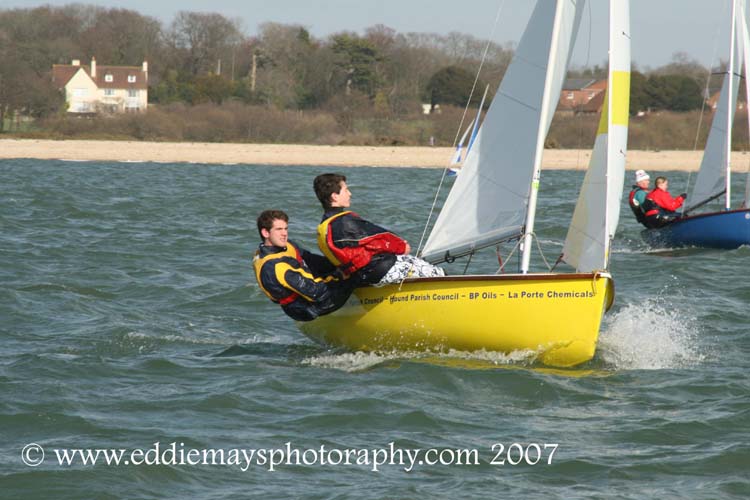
[726,0,737,210]
[604,0,615,257]
[520,0,565,274]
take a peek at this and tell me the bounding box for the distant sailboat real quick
[641,0,750,249]
[299,0,631,367]
[450,122,473,165]
[447,85,488,177]
[447,122,472,177]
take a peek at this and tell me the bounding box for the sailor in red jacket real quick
[313,173,444,286]
[642,176,686,228]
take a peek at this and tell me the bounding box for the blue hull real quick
[641,209,750,249]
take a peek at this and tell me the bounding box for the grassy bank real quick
[5,104,750,152]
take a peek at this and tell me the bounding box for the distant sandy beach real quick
[0,138,731,171]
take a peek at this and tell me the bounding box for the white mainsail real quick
[421,0,585,264]
[561,1,631,272]
[741,1,750,207]
[690,0,744,209]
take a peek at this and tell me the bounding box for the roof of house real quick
[580,90,606,113]
[52,62,148,90]
[562,78,597,91]
[51,65,83,87]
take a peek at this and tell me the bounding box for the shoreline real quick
[0,138,727,171]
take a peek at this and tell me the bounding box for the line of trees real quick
[0,4,730,142]
[0,5,513,125]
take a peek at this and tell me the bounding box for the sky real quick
[1,0,736,69]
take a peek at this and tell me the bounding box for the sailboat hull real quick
[298,273,614,368]
[641,209,750,249]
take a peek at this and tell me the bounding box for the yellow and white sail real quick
[562,1,630,272]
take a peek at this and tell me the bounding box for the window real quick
[104,89,114,96]
[128,89,138,98]
[73,88,88,97]
[127,75,136,83]
[105,74,113,82]
[566,92,574,100]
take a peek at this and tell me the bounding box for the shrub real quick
[22,103,750,151]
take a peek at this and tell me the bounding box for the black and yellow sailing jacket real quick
[252,240,345,321]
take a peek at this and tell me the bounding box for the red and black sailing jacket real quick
[643,188,685,217]
[317,208,407,272]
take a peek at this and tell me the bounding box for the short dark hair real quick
[655,176,667,187]
[257,210,288,240]
[313,173,346,209]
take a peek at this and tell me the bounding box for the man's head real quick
[635,169,650,189]
[314,173,350,209]
[655,176,668,191]
[257,210,289,247]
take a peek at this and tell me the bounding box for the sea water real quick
[1,159,748,498]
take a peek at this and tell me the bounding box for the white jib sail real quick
[421,0,585,264]
[690,0,744,208]
[562,0,630,272]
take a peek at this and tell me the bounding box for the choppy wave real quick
[2,161,748,498]
[302,347,541,373]
[599,298,707,370]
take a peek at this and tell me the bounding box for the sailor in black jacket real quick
[253,210,353,321]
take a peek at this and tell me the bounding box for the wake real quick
[598,298,707,370]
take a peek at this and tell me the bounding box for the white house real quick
[52,57,149,113]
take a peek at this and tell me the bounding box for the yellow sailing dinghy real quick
[300,0,631,367]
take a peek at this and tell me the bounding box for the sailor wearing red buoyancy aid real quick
[642,176,686,228]
[313,173,409,285]
[317,207,408,285]
[628,169,651,226]
[253,210,352,321]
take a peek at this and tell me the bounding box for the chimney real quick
[91,57,96,78]
[72,59,80,66]
[142,61,148,82]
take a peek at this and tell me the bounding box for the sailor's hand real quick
[404,242,411,255]
[678,192,687,199]
[333,266,350,280]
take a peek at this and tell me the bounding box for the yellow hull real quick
[298,272,615,367]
